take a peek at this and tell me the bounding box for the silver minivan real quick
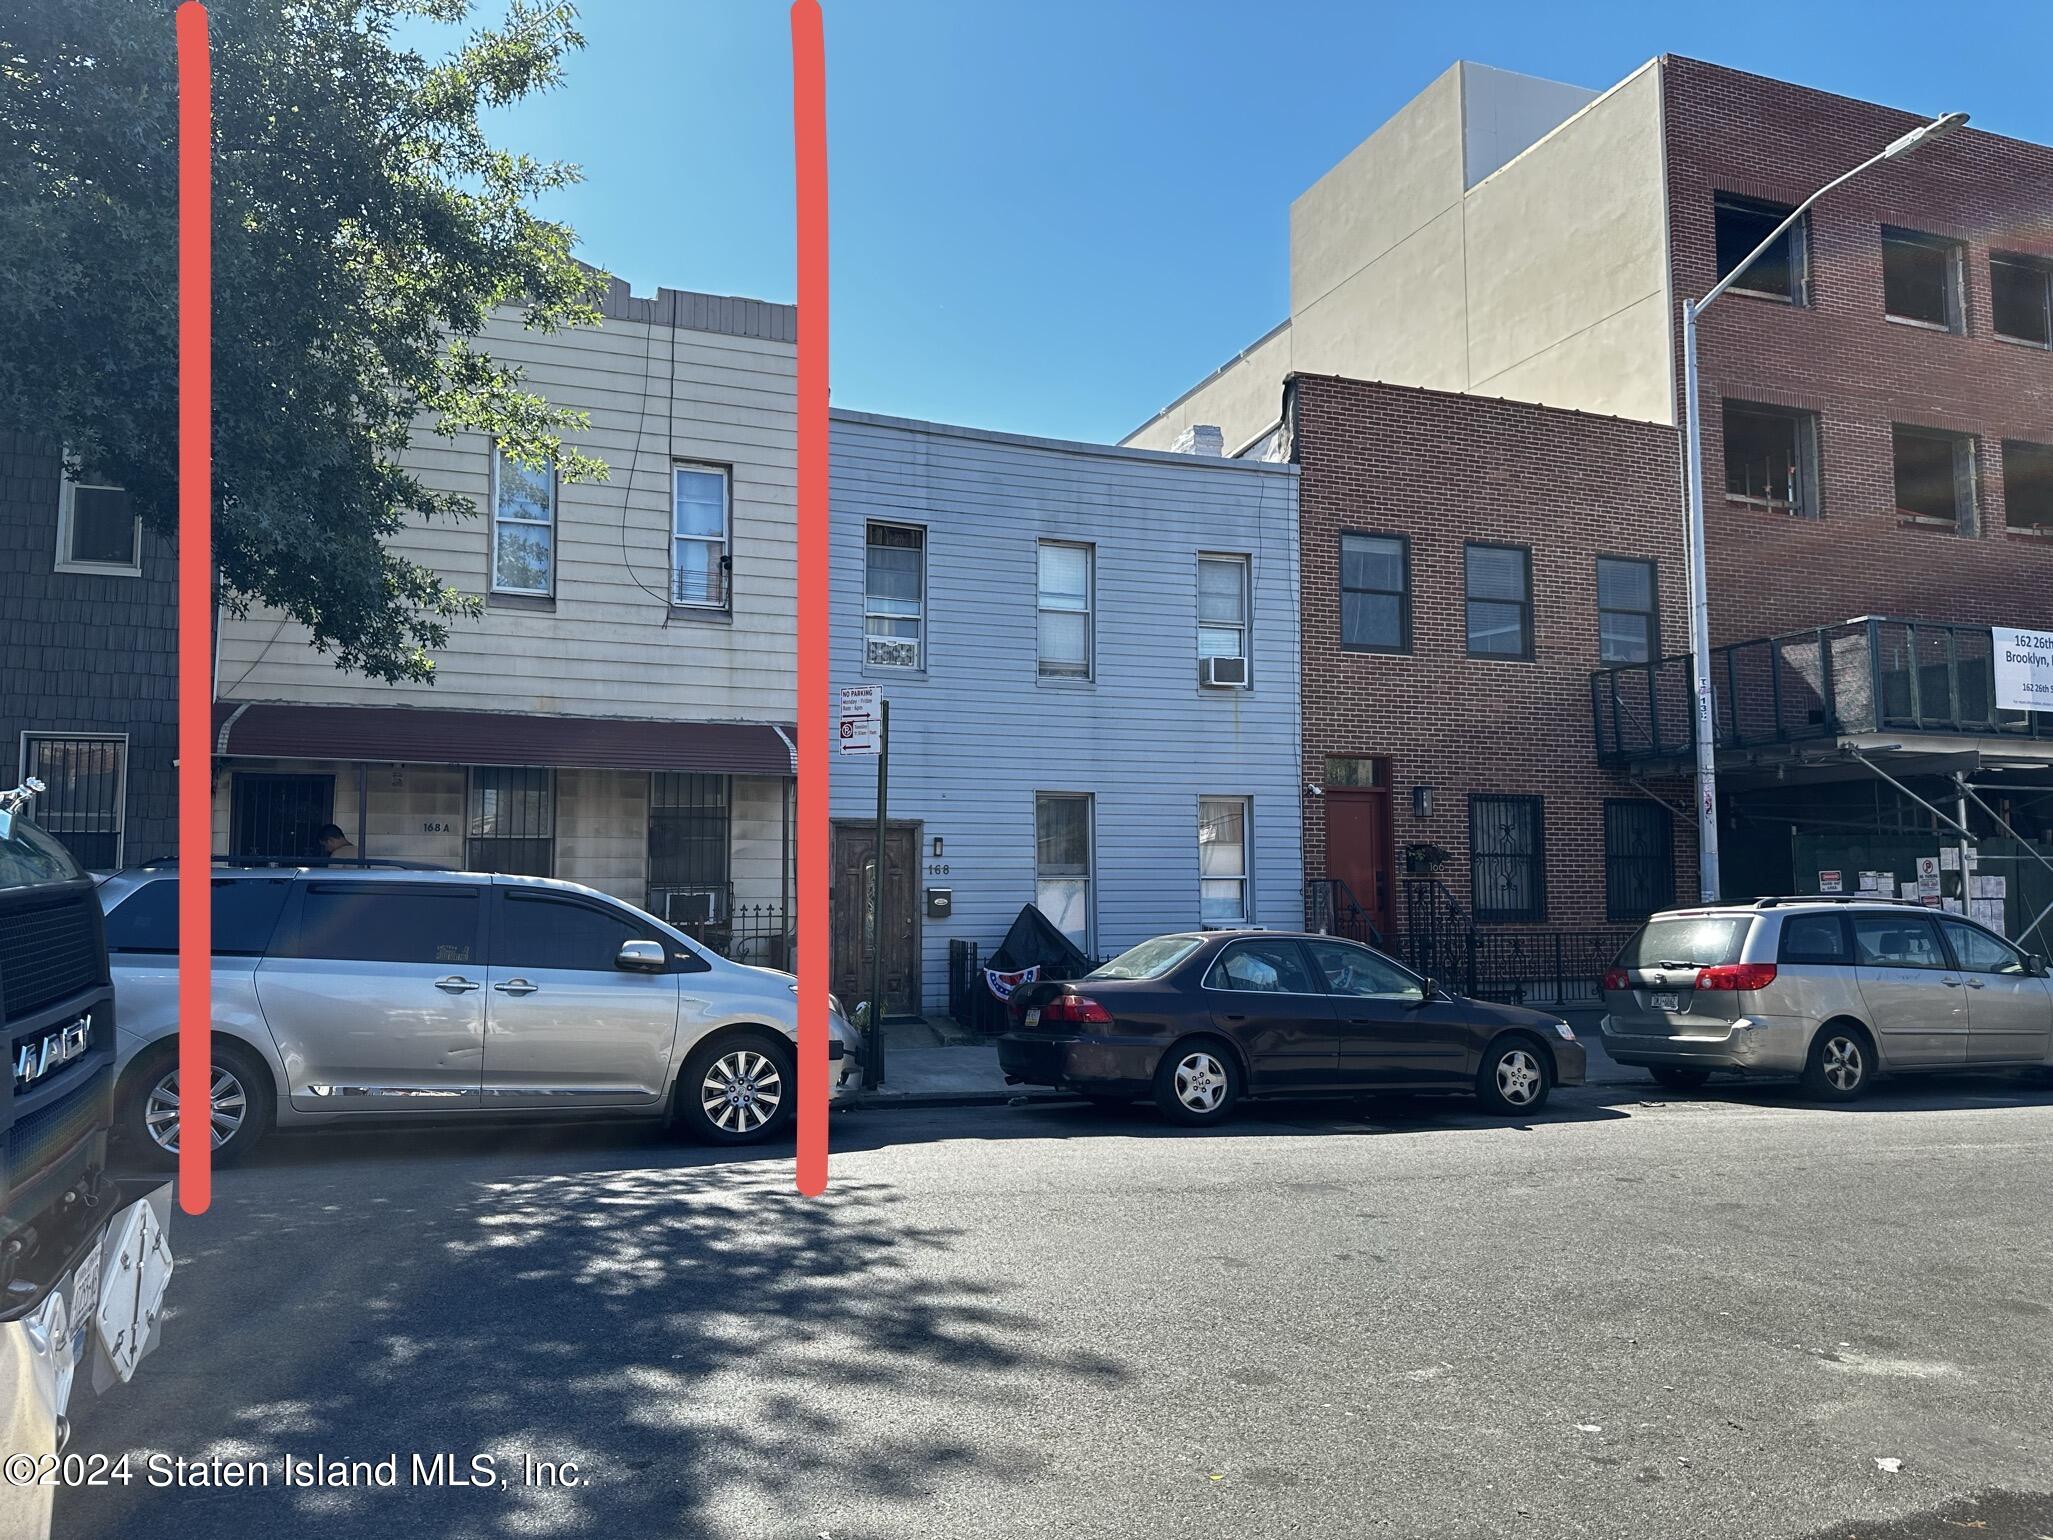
[1600,897,2053,1099]
[97,864,860,1163]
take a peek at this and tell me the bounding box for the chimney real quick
[1171,423,1225,457]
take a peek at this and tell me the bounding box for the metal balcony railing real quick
[1591,616,2053,764]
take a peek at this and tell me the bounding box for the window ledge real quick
[1035,675,1095,689]
[54,558,142,579]
[1724,286,1800,307]
[1896,515,1964,533]
[861,665,929,682]
[487,591,555,613]
[1340,645,1413,658]
[1462,653,1537,665]
[1993,331,2053,352]
[2004,526,2053,541]
[667,605,733,625]
[1884,313,1962,335]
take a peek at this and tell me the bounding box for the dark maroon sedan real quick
[998,931,1585,1124]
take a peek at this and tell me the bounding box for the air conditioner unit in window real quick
[1200,655,1248,688]
[663,889,720,926]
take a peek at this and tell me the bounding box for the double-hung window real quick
[1197,555,1250,670]
[1034,793,1092,951]
[491,447,556,596]
[1465,543,1533,660]
[1198,797,1250,926]
[1340,533,1408,653]
[1037,541,1093,679]
[673,464,730,609]
[1596,556,1657,664]
[864,523,925,668]
[55,469,141,577]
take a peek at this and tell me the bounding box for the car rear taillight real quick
[1602,967,1630,992]
[1694,962,1778,992]
[1039,993,1114,1026]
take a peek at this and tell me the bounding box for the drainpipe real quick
[356,762,368,861]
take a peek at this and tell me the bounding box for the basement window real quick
[1992,253,2053,347]
[1715,194,1805,301]
[1882,227,1964,331]
[2004,439,2053,536]
[1891,425,1977,532]
[1723,401,1820,517]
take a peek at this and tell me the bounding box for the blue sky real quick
[425,1,2052,444]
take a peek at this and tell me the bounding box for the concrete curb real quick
[843,1089,1079,1111]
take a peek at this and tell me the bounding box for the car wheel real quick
[1802,1025,1871,1101]
[1650,1065,1711,1092]
[1476,1037,1551,1116]
[1152,1040,1241,1127]
[677,1031,795,1145]
[118,1042,273,1170]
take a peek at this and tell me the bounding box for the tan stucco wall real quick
[1120,322,1295,454]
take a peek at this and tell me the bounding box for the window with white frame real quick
[1197,554,1250,669]
[864,523,925,668]
[673,464,731,608]
[1034,793,1092,951]
[55,469,140,576]
[1036,541,1092,679]
[21,733,126,869]
[491,447,556,595]
[1198,797,1250,926]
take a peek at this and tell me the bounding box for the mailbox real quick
[925,887,953,920]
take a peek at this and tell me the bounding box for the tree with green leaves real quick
[0,0,609,682]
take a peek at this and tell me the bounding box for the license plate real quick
[1024,1008,1040,1027]
[1652,992,1681,1012]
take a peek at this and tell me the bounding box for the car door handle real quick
[493,979,538,996]
[435,975,482,994]
[1941,977,1965,987]
[1964,979,1986,989]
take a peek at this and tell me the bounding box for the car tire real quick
[1152,1039,1241,1127]
[1476,1036,1551,1116]
[117,1040,274,1170]
[1650,1065,1711,1092]
[1802,1024,1872,1102]
[676,1030,796,1145]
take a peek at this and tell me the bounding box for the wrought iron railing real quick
[1400,878,1630,1007]
[672,902,789,969]
[1304,878,1383,948]
[1592,616,2053,763]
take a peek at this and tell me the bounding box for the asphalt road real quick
[50,1074,2053,1540]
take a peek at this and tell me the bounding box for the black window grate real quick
[649,773,729,914]
[22,736,124,870]
[467,767,555,877]
[1603,800,1675,923]
[1470,795,1546,924]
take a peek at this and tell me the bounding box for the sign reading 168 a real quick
[1994,626,2053,713]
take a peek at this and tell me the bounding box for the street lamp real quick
[1678,109,1967,904]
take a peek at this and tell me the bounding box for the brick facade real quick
[1665,56,2053,641]
[0,432,179,864]
[1289,376,1693,932]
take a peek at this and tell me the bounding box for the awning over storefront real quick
[210,702,795,776]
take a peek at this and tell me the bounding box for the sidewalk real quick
[844,1009,1649,1108]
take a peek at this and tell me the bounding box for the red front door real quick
[1325,787,1395,946]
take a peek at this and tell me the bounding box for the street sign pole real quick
[866,698,890,1088]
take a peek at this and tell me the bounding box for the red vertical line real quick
[175,2,213,1214]
[790,0,829,1195]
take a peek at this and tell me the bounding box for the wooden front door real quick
[831,822,921,1019]
[1325,787,1395,947]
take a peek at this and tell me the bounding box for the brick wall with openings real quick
[1663,56,2053,641]
[1290,375,1694,933]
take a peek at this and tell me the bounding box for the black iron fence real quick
[1401,878,1630,1007]
[1303,878,1383,947]
[675,903,790,969]
[1593,616,2053,763]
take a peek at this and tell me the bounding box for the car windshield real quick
[1088,936,1205,981]
[0,811,84,891]
[1619,915,1750,969]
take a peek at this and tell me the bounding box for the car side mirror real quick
[2032,954,2050,978]
[1408,978,1438,1007]
[616,939,667,973]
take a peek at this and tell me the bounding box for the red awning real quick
[210,702,794,776]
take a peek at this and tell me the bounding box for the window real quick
[285,884,481,966]
[1198,797,1250,925]
[1036,542,1092,679]
[1852,913,1948,969]
[1992,253,2053,346]
[1206,938,1317,994]
[1620,916,1749,969]
[1469,794,1544,923]
[1778,913,1852,965]
[648,772,729,920]
[1714,194,1805,302]
[21,733,125,868]
[1340,533,1409,653]
[1596,556,1657,664]
[1197,555,1250,667]
[1881,227,1964,331]
[490,447,556,596]
[1723,400,1820,517]
[105,877,292,957]
[1892,425,1977,530]
[1322,756,1384,789]
[496,891,654,972]
[1939,918,2027,975]
[1087,936,1206,981]
[1306,938,1423,1001]
[466,767,555,877]
[1034,793,1092,950]
[673,464,730,608]
[2003,439,2053,535]
[864,523,925,668]
[55,470,140,576]
[1603,801,1674,922]
[1464,544,1532,660]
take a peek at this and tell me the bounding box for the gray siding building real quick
[830,410,1303,1016]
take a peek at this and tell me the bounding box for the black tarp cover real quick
[987,903,1095,979]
